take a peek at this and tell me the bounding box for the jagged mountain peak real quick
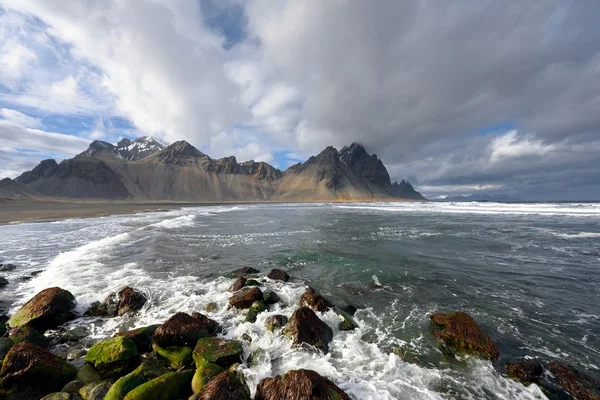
[155,140,208,165]
[338,143,391,188]
[117,135,166,160]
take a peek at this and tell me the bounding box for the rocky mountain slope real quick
[0,178,43,200]
[12,138,425,201]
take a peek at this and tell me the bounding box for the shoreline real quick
[0,198,419,226]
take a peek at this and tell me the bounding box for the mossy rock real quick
[337,311,359,331]
[40,393,72,400]
[0,338,13,363]
[79,380,113,400]
[62,380,85,393]
[205,302,218,313]
[263,291,280,305]
[114,324,159,353]
[76,363,102,384]
[245,279,261,287]
[7,287,76,331]
[84,337,139,378]
[8,324,50,347]
[191,362,224,393]
[152,344,193,369]
[196,371,251,399]
[0,321,6,336]
[245,301,267,323]
[192,338,243,368]
[132,357,170,380]
[123,370,194,400]
[265,315,288,332]
[104,372,147,400]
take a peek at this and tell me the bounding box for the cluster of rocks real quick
[0,262,47,288]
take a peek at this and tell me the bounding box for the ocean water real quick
[0,202,599,399]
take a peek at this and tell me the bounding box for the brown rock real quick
[197,371,250,400]
[283,307,333,353]
[228,287,263,309]
[265,315,288,332]
[117,286,147,316]
[228,277,247,292]
[548,362,600,400]
[299,288,333,312]
[7,287,76,332]
[429,312,499,360]
[506,360,543,385]
[152,312,213,347]
[229,267,260,277]
[256,369,350,400]
[266,269,290,282]
[191,312,220,334]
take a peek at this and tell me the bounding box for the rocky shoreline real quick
[0,265,599,400]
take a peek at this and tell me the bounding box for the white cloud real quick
[0,40,37,86]
[0,108,41,128]
[490,131,556,163]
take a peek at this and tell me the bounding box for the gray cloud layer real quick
[1,0,599,199]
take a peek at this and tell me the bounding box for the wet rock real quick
[62,326,89,342]
[506,360,543,385]
[76,363,102,384]
[8,324,50,347]
[341,304,358,316]
[31,269,43,276]
[548,362,600,400]
[228,277,247,292]
[429,312,499,360]
[114,324,160,353]
[192,337,243,368]
[191,362,224,393]
[152,344,193,369]
[205,302,218,313]
[266,268,290,282]
[246,279,261,286]
[40,393,72,400]
[263,290,280,305]
[152,312,213,347]
[0,337,14,362]
[67,347,88,361]
[241,333,252,343]
[283,307,334,353]
[117,286,147,316]
[191,312,220,334]
[0,277,8,287]
[79,380,113,400]
[196,371,251,400]
[256,369,351,400]
[62,380,85,393]
[299,287,333,312]
[104,373,147,400]
[0,341,77,399]
[229,266,259,277]
[123,370,194,400]
[265,315,288,332]
[245,301,267,323]
[84,337,139,378]
[84,301,109,317]
[0,263,16,271]
[7,287,76,331]
[337,311,359,331]
[228,286,263,309]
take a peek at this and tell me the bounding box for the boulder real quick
[0,263,16,271]
[265,315,288,332]
[115,324,160,353]
[341,304,358,316]
[245,301,267,323]
[299,288,333,312]
[205,302,218,313]
[62,380,85,393]
[76,364,102,384]
[104,373,147,400]
[191,312,220,334]
[245,279,261,286]
[228,266,259,278]
[152,312,213,348]
[152,344,193,369]
[228,287,263,309]
[263,291,280,305]
[0,341,77,399]
[228,277,247,292]
[79,380,113,400]
[196,371,250,400]
[192,338,243,368]
[123,370,194,400]
[429,312,499,360]
[0,338,14,363]
[61,326,89,342]
[0,277,8,287]
[117,286,147,316]
[191,362,224,393]
[266,268,289,282]
[256,369,351,400]
[548,362,600,400]
[282,307,334,353]
[84,337,139,378]
[337,311,359,331]
[506,360,543,385]
[8,324,50,347]
[40,393,72,400]
[7,287,76,331]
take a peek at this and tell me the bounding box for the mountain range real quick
[438,193,522,202]
[3,137,425,202]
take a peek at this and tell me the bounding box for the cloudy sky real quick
[0,0,599,200]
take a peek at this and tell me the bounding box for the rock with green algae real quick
[191,361,224,393]
[245,301,267,323]
[123,370,194,400]
[103,357,170,400]
[0,337,13,362]
[8,324,50,347]
[262,291,280,305]
[265,315,288,332]
[79,380,113,400]
[429,312,499,360]
[84,337,139,378]
[0,321,7,336]
[0,341,77,399]
[228,286,263,309]
[152,343,193,369]
[337,311,359,331]
[76,363,102,384]
[205,302,218,313]
[7,287,76,331]
[196,371,251,400]
[114,324,159,353]
[62,380,84,393]
[245,279,261,286]
[255,369,350,400]
[40,393,72,400]
[192,338,243,369]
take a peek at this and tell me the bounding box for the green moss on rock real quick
[337,311,359,331]
[40,393,72,400]
[8,324,50,347]
[192,338,243,369]
[7,287,76,331]
[245,301,267,323]
[84,337,139,378]
[0,338,13,363]
[76,363,102,384]
[152,344,193,369]
[79,380,113,400]
[114,324,159,353]
[123,370,194,400]
[191,362,224,393]
[104,373,147,400]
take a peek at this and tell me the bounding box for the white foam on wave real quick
[553,232,600,239]
[150,214,196,229]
